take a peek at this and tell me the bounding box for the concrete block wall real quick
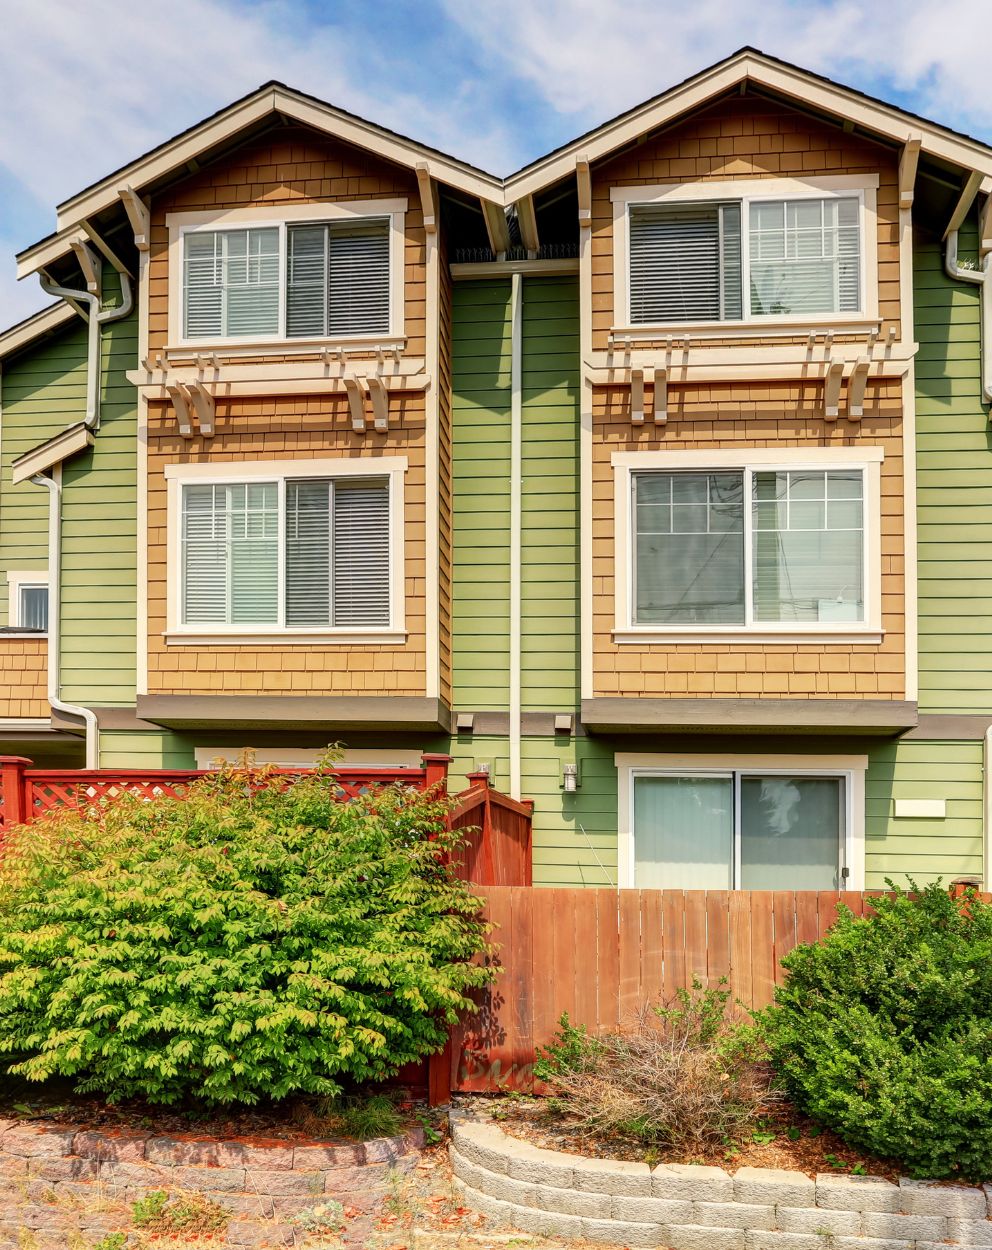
[451,1117,992,1250]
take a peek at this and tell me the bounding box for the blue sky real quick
[1,0,989,327]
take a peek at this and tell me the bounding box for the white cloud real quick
[442,0,992,142]
[0,0,520,325]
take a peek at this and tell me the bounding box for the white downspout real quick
[32,472,99,768]
[944,230,992,403]
[509,273,523,800]
[28,268,134,769]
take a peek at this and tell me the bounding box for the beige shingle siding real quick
[591,383,906,699]
[145,397,428,696]
[590,95,901,351]
[0,640,48,717]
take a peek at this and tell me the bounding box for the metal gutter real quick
[509,272,523,800]
[944,228,992,404]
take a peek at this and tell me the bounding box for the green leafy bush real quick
[534,980,774,1151]
[0,762,492,1105]
[765,881,992,1180]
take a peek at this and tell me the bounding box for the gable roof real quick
[505,47,992,199]
[12,47,992,288]
[0,301,76,363]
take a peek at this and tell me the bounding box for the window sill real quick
[162,334,407,361]
[609,317,880,343]
[613,627,883,646]
[164,628,408,647]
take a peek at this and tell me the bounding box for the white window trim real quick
[615,750,867,891]
[611,175,880,334]
[6,570,49,633]
[166,200,408,351]
[612,446,884,644]
[164,456,407,645]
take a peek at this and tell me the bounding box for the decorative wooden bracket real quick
[824,359,845,421]
[630,368,645,425]
[980,194,992,259]
[366,375,389,432]
[343,373,366,432]
[944,170,983,241]
[576,156,592,228]
[517,195,540,256]
[481,200,511,257]
[166,384,194,438]
[415,162,438,234]
[898,134,922,209]
[847,356,871,421]
[117,184,151,252]
[69,237,101,295]
[186,380,215,437]
[653,367,668,425]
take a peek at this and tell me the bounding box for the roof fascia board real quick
[0,302,77,359]
[51,86,501,234]
[505,53,992,201]
[11,423,93,484]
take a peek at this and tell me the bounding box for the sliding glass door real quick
[632,771,845,890]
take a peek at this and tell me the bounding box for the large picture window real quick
[180,476,391,629]
[631,770,847,890]
[182,217,391,342]
[627,191,863,325]
[632,466,866,629]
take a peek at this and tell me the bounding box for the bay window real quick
[626,457,875,636]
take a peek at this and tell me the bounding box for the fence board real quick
[618,890,642,1023]
[661,891,686,999]
[445,886,963,1095]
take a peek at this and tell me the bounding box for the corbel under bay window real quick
[164,458,407,645]
[616,752,867,891]
[612,448,883,644]
[167,200,407,350]
[610,176,879,335]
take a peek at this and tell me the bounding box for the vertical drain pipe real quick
[509,273,523,800]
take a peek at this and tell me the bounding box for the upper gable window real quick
[616,177,876,329]
[183,218,391,341]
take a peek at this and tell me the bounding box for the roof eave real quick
[0,301,77,361]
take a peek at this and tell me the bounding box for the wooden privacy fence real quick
[0,754,533,887]
[437,885,884,1096]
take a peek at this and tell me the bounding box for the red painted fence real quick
[0,753,532,889]
[434,885,909,1098]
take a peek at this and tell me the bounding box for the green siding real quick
[0,278,138,714]
[521,278,580,711]
[915,220,992,712]
[451,280,512,709]
[866,740,984,887]
[61,280,138,708]
[98,730,196,769]
[0,318,89,622]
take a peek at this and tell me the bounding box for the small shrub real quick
[92,1236,127,1250]
[130,1189,227,1236]
[764,881,992,1180]
[534,980,774,1152]
[329,1092,403,1140]
[290,1200,344,1233]
[0,759,493,1105]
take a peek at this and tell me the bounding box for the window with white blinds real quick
[182,216,392,342]
[627,193,863,325]
[181,476,391,629]
[631,466,867,629]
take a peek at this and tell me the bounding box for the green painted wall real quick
[98,729,196,769]
[915,218,992,713]
[451,279,512,709]
[61,278,138,708]
[0,317,88,622]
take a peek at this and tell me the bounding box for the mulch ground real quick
[456,1093,902,1182]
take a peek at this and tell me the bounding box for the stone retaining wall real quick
[451,1118,992,1250]
[0,1118,423,1248]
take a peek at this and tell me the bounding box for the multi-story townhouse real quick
[1,50,990,891]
